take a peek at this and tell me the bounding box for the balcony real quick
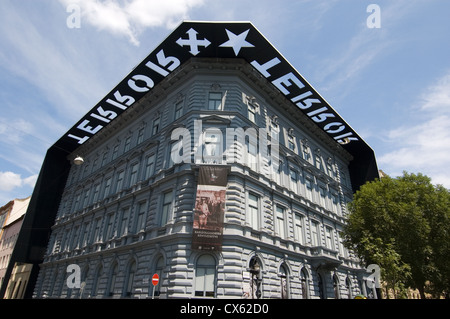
[309,246,342,270]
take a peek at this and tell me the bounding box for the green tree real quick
[343,172,450,298]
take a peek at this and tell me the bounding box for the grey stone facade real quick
[33,59,365,299]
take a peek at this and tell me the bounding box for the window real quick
[124,136,131,153]
[340,171,347,187]
[129,162,140,186]
[137,127,145,144]
[346,277,353,299]
[305,178,313,201]
[290,169,298,193]
[248,193,259,229]
[331,193,338,213]
[92,265,103,296]
[92,158,98,171]
[270,122,279,141]
[81,222,90,247]
[248,104,256,122]
[337,231,347,258]
[319,187,327,208]
[92,183,100,203]
[301,140,310,161]
[92,218,102,243]
[288,139,295,151]
[73,193,81,212]
[311,220,320,246]
[315,156,323,171]
[195,255,216,297]
[103,177,112,199]
[276,206,286,238]
[327,162,334,177]
[245,134,258,171]
[144,154,156,179]
[203,131,222,164]
[333,275,340,299]
[300,268,309,299]
[135,202,147,232]
[208,92,222,110]
[152,116,160,135]
[71,225,80,249]
[169,140,183,167]
[318,273,325,299]
[160,191,173,226]
[107,263,119,297]
[112,144,119,160]
[124,261,136,297]
[279,264,289,299]
[82,188,90,208]
[105,213,114,240]
[101,151,108,166]
[287,131,296,151]
[174,101,183,119]
[120,207,130,236]
[294,213,304,244]
[325,226,334,250]
[153,256,165,297]
[115,171,125,193]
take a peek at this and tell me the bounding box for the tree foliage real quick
[343,172,450,298]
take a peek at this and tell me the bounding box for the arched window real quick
[249,257,262,299]
[346,277,353,299]
[77,265,89,298]
[195,254,216,297]
[152,256,165,298]
[124,261,136,297]
[92,265,103,297]
[318,273,326,299]
[49,268,58,297]
[300,268,309,299]
[279,264,290,299]
[106,262,119,297]
[333,274,340,299]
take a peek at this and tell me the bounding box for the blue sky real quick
[1,0,449,204]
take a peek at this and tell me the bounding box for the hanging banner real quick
[192,166,228,251]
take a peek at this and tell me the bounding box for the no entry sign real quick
[152,273,159,286]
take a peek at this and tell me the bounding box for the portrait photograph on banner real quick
[192,166,228,251]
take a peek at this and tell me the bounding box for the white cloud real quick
[60,0,205,45]
[0,118,33,145]
[0,171,37,192]
[378,71,450,187]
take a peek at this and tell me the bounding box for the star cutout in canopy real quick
[219,29,255,56]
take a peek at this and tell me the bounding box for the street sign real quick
[152,273,159,286]
[151,273,159,299]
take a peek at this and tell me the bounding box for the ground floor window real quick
[195,254,216,297]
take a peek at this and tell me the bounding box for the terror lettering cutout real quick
[55,21,378,193]
[59,21,361,152]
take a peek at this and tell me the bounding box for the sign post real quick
[151,273,159,299]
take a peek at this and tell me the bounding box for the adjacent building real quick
[1,22,378,299]
[0,196,31,298]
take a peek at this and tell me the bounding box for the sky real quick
[0,0,449,204]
